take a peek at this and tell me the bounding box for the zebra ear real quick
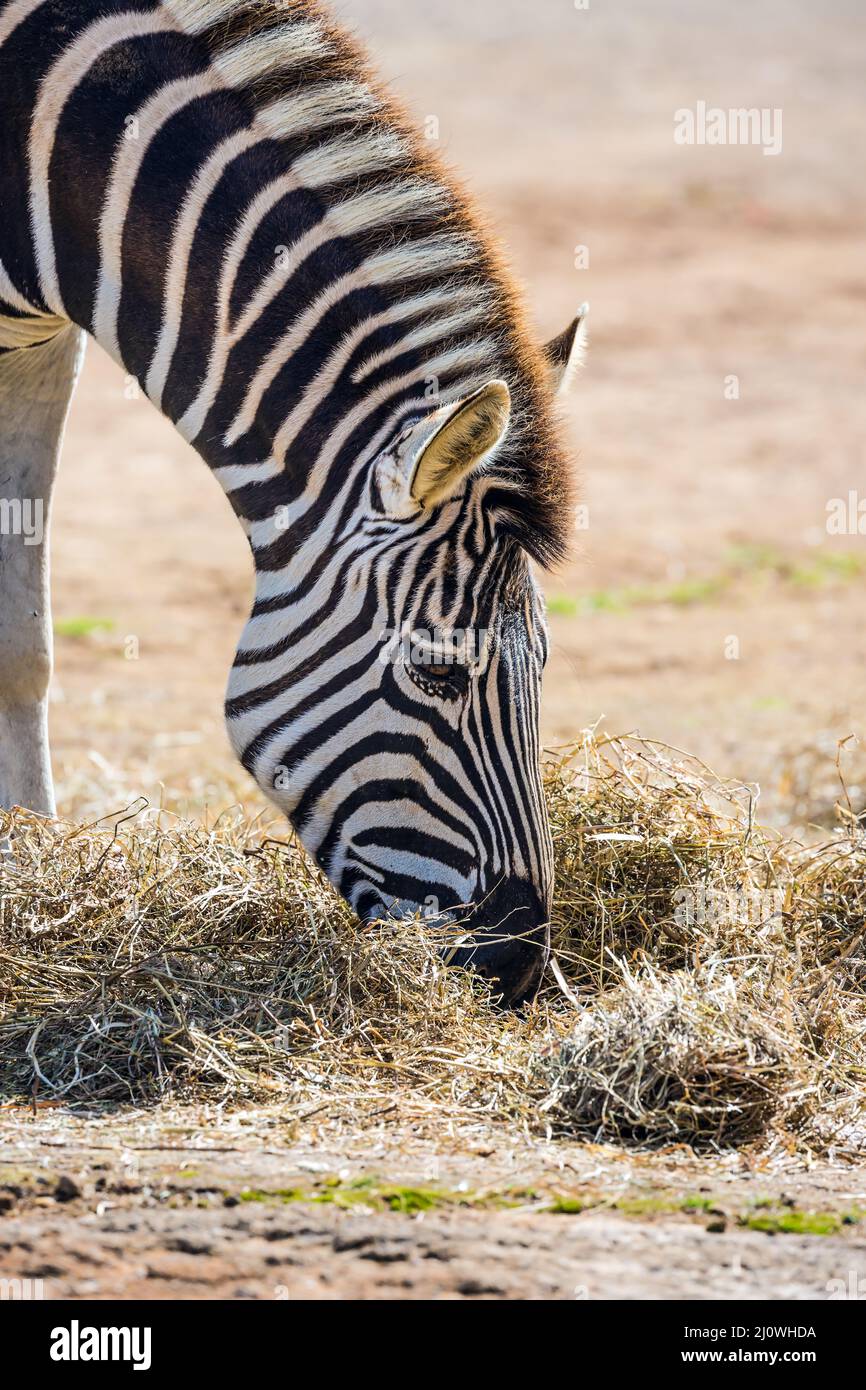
[543,303,589,395]
[409,380,511,509]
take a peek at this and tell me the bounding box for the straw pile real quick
[1,732,864,1156]
[539,968,809,1148]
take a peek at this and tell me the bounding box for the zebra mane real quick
[164,0,575,568]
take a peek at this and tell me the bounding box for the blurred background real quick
[50,0,865,829]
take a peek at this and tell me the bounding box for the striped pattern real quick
[0,0,575,996]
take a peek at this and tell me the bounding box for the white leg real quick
[0,323,84,815]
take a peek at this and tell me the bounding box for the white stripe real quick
[293,127,408,189]
[257,80,378,142]
[350,299,492,385]
[212,21,331,87]
[162,0,239,37]
[230,179,447,346]
[211,459,283,494]
[278,338,499,494]
[0,0,47,48]
[246,401,427,608]
[334,805,475,900]
[176,185,451,445]
[172,170,303,441]
[248,388,464,605]
[29,10,172,316]
[243,284,470,473]
[145,125,260,407]
[92,71,218,363]
[225,235,474,449]
[147,91,406,408]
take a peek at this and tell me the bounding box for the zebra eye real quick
[406,654,470,699]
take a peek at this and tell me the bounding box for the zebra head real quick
[228,313,587,1007]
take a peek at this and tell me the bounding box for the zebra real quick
[0,0,587,1005]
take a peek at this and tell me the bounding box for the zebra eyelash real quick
[404,649,472,702]
[405,665,469,702]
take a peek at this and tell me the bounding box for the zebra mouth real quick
[360,880,550,1008]
[444,929,549,1009]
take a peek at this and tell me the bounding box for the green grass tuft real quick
[53,616,115,639]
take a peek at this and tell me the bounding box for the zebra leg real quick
[0,323,84,815]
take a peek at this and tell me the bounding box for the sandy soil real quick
[3,0,865,1299]
[3,1109,866,1300]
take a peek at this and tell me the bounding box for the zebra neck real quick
[1,0,567,562]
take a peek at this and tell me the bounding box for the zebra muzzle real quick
[441,880,550,1008]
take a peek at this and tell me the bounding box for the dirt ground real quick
[3,0,866,1299]
[3,1109,866,1300]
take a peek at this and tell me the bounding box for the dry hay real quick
[1,732,864,1157]
[538,966,809,1148]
